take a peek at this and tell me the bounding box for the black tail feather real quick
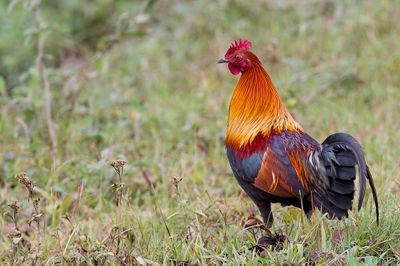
[313,133,379,224]
[322,133,367,210]
[366,166,380,224]
[330,178,355,195]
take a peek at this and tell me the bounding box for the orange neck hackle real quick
[226,52,303,149]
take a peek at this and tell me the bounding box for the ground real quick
[0,0,399,265]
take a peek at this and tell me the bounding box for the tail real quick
[311,133,379,224]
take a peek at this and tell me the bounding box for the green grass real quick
[1,0,400,265]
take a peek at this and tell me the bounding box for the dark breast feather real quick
[226,133,271,182]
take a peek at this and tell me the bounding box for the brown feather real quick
[253,148,297,198]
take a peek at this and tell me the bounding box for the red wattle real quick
[228,63,241,75]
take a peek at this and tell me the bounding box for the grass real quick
[1,0,400,265]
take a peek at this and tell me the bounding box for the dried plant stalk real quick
[33,0,57,155]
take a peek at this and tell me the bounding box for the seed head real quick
[7,229,21,239]
[8,201,20,213]
[15,172,33,187]
[110,160,127,168]
[15,172,35,199]
[3,211,12,219]
[172,176,183,187]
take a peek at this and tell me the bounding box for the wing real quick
[252,132,317,199]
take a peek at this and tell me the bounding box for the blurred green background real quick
[0,0,399,264]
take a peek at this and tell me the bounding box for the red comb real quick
[225,39,252,57]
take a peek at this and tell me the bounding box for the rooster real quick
[218,39,379,231]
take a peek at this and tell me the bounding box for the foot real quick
[254,233,286,253]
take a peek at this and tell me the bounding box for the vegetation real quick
[1,0,399,264]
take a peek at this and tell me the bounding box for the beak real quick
[217,58,228,64]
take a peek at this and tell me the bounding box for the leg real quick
[251,198,285,250]
[301,196,313,219]
[253,199,273,228]
[234,179,285,247]
[237,181,274,227]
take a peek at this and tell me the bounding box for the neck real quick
[226,54,303,149]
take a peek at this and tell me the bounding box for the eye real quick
[234,54,241,60]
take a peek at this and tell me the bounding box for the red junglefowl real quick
[218,39,379,233]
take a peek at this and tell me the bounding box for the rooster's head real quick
[218,39,253,75]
